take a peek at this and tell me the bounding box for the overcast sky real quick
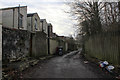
[0,0,77,37]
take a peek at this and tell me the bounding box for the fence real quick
[85,32,120,65]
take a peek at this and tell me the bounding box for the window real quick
[35,18,38,30]
[19,14,23,28]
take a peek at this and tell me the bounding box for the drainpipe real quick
[18,4,20,29]
[30,33,33,57]
[31,17,33,32]
[13,8,14,28]
[30,17,33,56]
[41,21,43,32]
[47,25,50,55]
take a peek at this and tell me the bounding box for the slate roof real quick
[0,6,27,10]
[27,13,37,17]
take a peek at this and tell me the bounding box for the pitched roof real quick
[0,6,27,10]
[48,23,52,26]
[40,19,46,22]
[27,13,37,17]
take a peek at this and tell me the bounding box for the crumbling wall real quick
[2,27,30,62]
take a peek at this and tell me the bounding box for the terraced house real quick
[40,19,48,34]
[0,6,27,30]
[27,13,42,32]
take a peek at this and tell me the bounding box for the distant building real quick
[57,36,66,41]
[0,6,27,30]
[27,13,42,32]
[48,23,53,38]
[52,33,58,38]
[40,19,48,34]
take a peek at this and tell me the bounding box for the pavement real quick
[22,50,113,78]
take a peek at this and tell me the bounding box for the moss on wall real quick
[2,27,30,62]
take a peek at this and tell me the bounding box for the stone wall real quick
[2,27,30,62]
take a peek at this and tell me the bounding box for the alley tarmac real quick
[22,50,113,78]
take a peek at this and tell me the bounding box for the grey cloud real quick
[0,0,75,36]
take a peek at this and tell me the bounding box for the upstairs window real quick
[19,14,23,28]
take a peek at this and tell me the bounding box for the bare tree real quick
[69,0,103,36]
[100,2,120,31]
